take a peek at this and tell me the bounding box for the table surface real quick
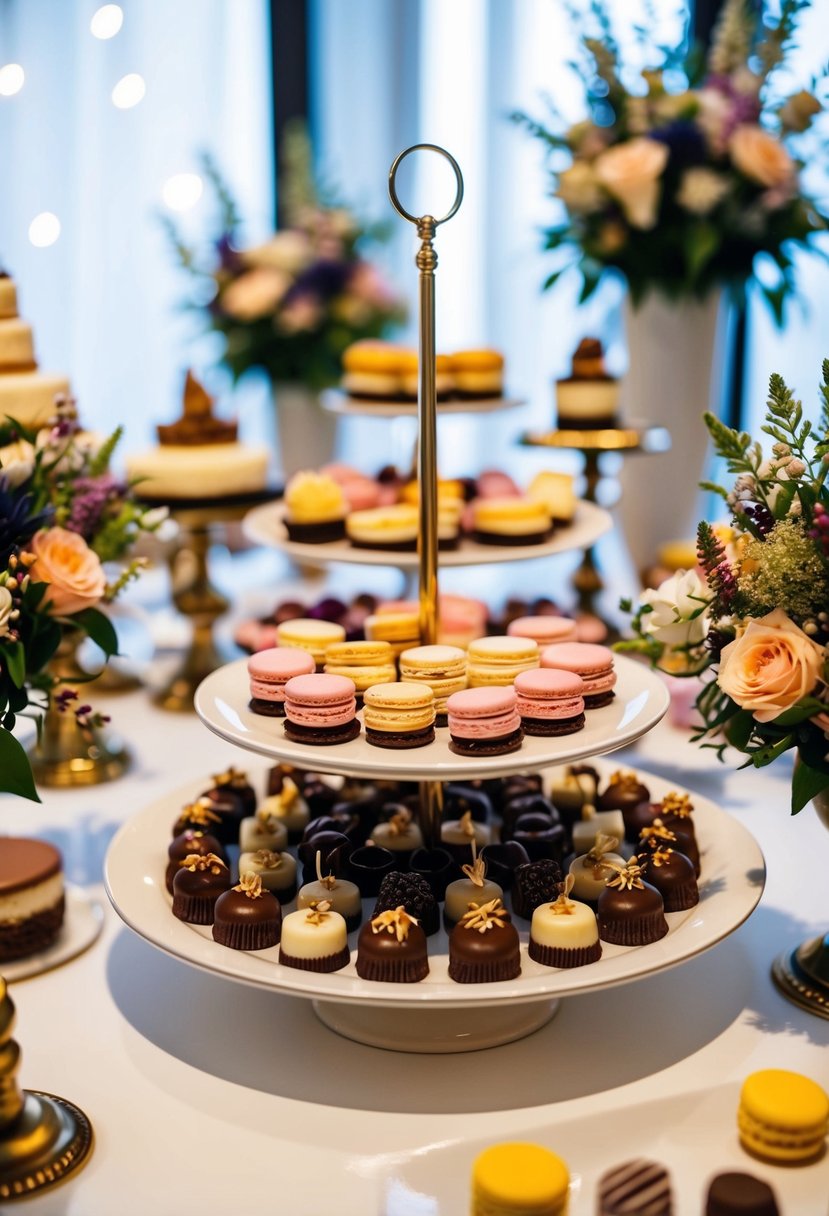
[3,637,829,1213]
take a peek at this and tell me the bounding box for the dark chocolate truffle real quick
[204,764,256,816]
[171,853,230,925]
[598,1158,673,1215]
[598,859,668,946]
[355,907,429,982]
[166,830,227,895]
[171,797,225,839]
[641,847,699,912]
[704,1172,780,1216]
[448,898,520,983]
[212,874,282,950]
[298,830,352,883]
[372,872,439,937]
[597,770,650,815]
[658,792,700,876]
[511,858,563,921]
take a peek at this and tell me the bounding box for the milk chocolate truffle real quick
[372,871,439,937]
[166,830,227,895]
[623,800,664,845]
[479,841,530,891]
[356,907,429,983]
[212,873,282,950]
[598,859,668,947]
[598,1158,673,1215]
[448,898,520,983]
[171,797,225,839]
[597,770,650,817]
[443,852,504,929]
[704,1172,780,1216]
[640,847,699,912]
[238,849,298,903]
[511,858,563,921]
[172,853,230,924]
[529,876,601,968]
[567,833,625,906]
[409,847,455,899]
[279,901,350,972]
[658,792,700,876]
[298,850,362,931]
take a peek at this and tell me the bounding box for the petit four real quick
[363,682,436,750]
[704,1172,780,1216]
[555,336,619,429]
[471,1143,569,1216]
[212,873,282,951]
[372,871,439,937]
[283,470,347,542]
[597,859,668,947]
[237,849,298,903]
[448,898,521,983]
[737,1068,829,1164]
[283,673,361,746]
[356,905,429,983]
[447,687,524,758]
[279,901,350,973]
[247,647,316,716]
[528,876,602,968]
[597,1159,673,1215]
[0,837,65,962]
[171,853,230,925]
[541,642,616,708]
[514,667,585,736]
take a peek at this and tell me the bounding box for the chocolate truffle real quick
[369,806,423,869]
[598,859,669,947]
[597,770,650,817]
[166,830,227,895]
[356,907,429,983]
[529,876,601,968]
[704,1172,780,1216]
[238,849,298,903]
[298,830,352,883]
[171,797,225,839]
[479,841,530,891]
[203,764,256,820]
[511,858,563,921]
[239,808,289,855]
[623,800,664,845]
[443,853,504,929]
[372,871,439,937]
[598,1159,673,1215]
[279,901,350,972]
[658,792,700,876]
[171,853,230,925]
[567,833,625,906]
[297,850,362,931]
[640,847,699,912]
[212,873,282,950]
[448,898,520,983]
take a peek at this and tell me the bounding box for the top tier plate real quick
[320,389,526,417]
[242,500,612,569]
[194,655,669,781]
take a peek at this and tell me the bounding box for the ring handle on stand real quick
[388,143,464,226]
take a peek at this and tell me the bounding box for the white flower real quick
[241,230,311,274]
[556,162,605,213]
[594,138,669,229]
[640,569,711,648]
[676,167,730,215]
[0,586,14,639]
[696,88,733,154]
[0,439,35,488]
[220,268,291,321]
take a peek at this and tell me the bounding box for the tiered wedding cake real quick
[0,271,70,429]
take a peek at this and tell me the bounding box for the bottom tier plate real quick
[105,762,764,1031]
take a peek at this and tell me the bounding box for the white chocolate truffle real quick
[298,876,361,922]
[530,898,600,951]
[444,876,503,925]
[239,811,288,854]
[259,778,309,835]
[571,809,625,855]
[441,811,491,850]
[279,905,348,961]
[238,849,296,894]
[370,808,423,854]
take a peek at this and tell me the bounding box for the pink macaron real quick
[446,686,523,757]
[235,620,280,653]
[514,668,586,736]
[540,642,616,708]
[507,615,579,646]
[247,647,316,716]
[282,672,361,745]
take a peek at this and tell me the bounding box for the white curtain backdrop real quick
[0,0,273,452]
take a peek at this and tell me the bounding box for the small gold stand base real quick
[29,710,131,788]
[771,934,829,1020]
[0,1091,93,1202]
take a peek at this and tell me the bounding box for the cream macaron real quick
[362,681,436,749]
[324,639,396,696]
[399,644,467,724]
[276,618,346,669]
[466,635,540,687]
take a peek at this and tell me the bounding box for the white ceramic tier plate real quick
[4,886,104,983]
[194,655,670,782]
[105,764,764,1015]
[320,389,526,417]
[242,500,612,568]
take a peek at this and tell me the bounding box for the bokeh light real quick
[111,73,145,109]
[28,212,61,247]
[0,64,25,96]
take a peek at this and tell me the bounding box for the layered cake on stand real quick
[0,270,71,429]
[555,338,619,430]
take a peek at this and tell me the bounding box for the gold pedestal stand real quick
[0,978,93,1201]
[29,633,131,788]
[772,937,829,1020]
[389,144,463,846]
[520,425,670,623]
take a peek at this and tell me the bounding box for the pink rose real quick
[729,125,794,188]
[30,527,107,616]
[221,268,290,321]
[717,609,825,723]
[593,138,669,229]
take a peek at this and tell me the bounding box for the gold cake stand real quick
[143,490,276,713]
[520,425,671,622]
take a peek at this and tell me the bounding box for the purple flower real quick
[288,258,350,302]
[66,474,123,541]
[651,121,707,168]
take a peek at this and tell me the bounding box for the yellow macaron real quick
[363,682,436,746]
[738,1069,829,1164]
[401,478,466,505]
[467,635,540,687]
[346,505,419,549]
[399,644,468,711]
[324,640,397,692]
[473,497,552,542]
[341,340,407,374]
[471,1142,569,1216]
[276,618,346,667]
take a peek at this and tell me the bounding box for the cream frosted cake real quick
[126,370,269,500]
[0,271,71,428]
[555,337,619,429]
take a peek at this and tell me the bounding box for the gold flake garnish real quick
[253,849,282,870]
[315,849,338,891]
[212,765,249,789]
[461,841,487,888]
[608,770,639,790]
[460,898,509,933]
[550,873,577,915]
[305,899,332,925]
[182,852,227,874]
[649,848,674,868]
[605,858,645,892]
[639,819,677,847]
[580,802,597,822]
[180,798,221,827]
[388,807,413,837]
[235,872,263,898]
[459,810,475,838]
[584,832,619,867]
[370,906,419,941]
[661,792,693,818]
[254,808,281,834]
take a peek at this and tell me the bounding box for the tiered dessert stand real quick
[106,146,764,1053]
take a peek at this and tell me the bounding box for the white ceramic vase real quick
[272,382,338,481]
[617,290,731,577]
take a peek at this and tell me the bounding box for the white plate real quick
[4,886,104,983]
[194,655,670,782]
[320,390,526,418]
[241,501,612,568]
[104,764,764,1011]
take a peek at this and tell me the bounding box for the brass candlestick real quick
[389,144,463,846]
[0,977,93,1201]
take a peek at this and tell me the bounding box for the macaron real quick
[341,339,406,400]
[276,618,346,668]
[507,615,579,646]
[514,668,585,736]
[399,644,467,724]
[737,1068,829,1164]
[365,610,421,659]
[247,647,316,717]
[541,642,616,708]
[450,348,504,399]
[346,505,419,551]
[446,686,523,757]
[324,640,396,695]
[470,1142,569,1216]
[466,635,540,687]
[362,682,436,749]
[472,497,552,546]
[437,594,488,648]
[527,470,576,524]
[282,673,360,746]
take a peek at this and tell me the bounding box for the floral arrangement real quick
[165,125,406,388]
[622,360,829,812]
[514,0,827,315]
[0,398,165,800]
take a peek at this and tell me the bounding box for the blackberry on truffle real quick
[511,858,563,920]
[372,871,439,936]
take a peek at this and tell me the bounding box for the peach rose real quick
[220,268,290,321]
[729,125,794,188]
[594,138,669,229]
[717,609,825,723]
[30,527,106,616]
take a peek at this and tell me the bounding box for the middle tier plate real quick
[194,655,670,782]
[242,500,612,568]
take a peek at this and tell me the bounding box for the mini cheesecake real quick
[0,838,65,962]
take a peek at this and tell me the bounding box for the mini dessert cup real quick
[409,847,455,900]
[346,844,396,897]
[478,841,530,891]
